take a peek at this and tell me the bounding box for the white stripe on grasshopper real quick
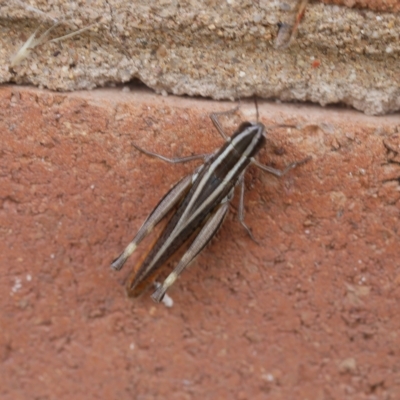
[185,125,263,224]
[163,271,178,288]
[123,242,137,259]
[139,124,264,279]
[181,124,263,224]
[153,201,231,301]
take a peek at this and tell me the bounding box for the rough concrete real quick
[1,85,400,399]
[1,0,399,115]
[321,0,400,12]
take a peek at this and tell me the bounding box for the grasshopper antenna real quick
[233,88,242,110]
[254,96,259,122]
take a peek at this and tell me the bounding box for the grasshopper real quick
[111,105,309,303]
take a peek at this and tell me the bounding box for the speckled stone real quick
[0,1,399,115]
[0,0,400,114]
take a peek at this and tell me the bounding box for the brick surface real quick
[1,86,400,399]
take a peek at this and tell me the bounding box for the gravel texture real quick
[1,0,399,115]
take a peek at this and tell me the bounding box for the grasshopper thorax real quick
[229,121,266,160]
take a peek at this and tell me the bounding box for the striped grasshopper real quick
[111,106,309,303]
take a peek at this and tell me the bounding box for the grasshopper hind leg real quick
[151,200,231,302]
[111,174,193,271]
